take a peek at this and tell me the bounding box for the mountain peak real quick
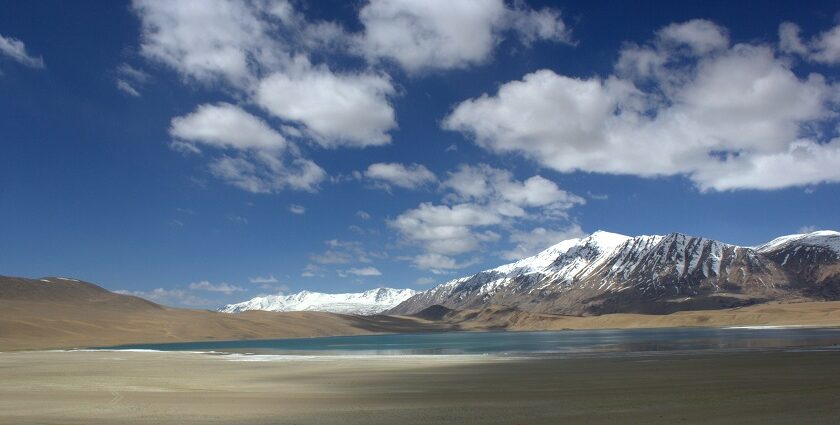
[583,231,631,249]
[757,230,840,253]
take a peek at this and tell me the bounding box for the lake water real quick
[101,327,840,357]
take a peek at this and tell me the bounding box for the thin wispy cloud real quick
[0,33,44,68]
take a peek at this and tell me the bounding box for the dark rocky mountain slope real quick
[390,230,840,316]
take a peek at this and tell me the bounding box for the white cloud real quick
[657,19,729,54]
[134,0,575,199]
[391,202,503,257]
[779,21,840,64]
[171,103,287,151]
[0,33,44,68]
[228,215,248,225]
[301,263,324,278]
[132,0,283,87]
[170,103,326,193]
[390,163,584,271]
[344,266,382,277]
[134,0,400,167]
[445,20,840,191]
[356,210,371,220]
[118,63,150,82]
[356,0,572,73]
[363,162,437,189]
[249,275,279,284]
[116,80,141,97]
[506,2,573,46]
[248,275,288,292]
[115,63,150,96]
[811,25,840,64]
[798,225,818,234]
[415,277,437,285]
[288,204,306,215]
[209,153,326,193]
[115,288,213,307]
[502,224,587,260]
[587,192,609,201]
[255,66,397,148]
[442,164,584,214]
[779,22,809,56]
[310,239,376,265]
[411,253,478,273]
[188,280,245,294]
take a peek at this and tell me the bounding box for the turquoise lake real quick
[102,327,840,356]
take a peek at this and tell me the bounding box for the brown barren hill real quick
[0,275,440,351]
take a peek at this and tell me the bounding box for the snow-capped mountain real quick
[390,230,840,316]
[221,287,417,315]
[756,230,840,299]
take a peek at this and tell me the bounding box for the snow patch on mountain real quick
[221,287,417,315]
[756,230,840,254]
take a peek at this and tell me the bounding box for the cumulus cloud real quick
[657,19,729,54]
[188,280,245,294]
[169,103,326,192]
[171,103,287,152]
[442,164,584,215]
[363,162,437,189]
[501,224,587,260]
[133,0,570,194]
[0,33,44,68]
[208,153,325,193]
[779,20,840,64]
[390,164,582,271]
[391,202,502,255]
[256,66,397,148]
[134,0,397,149]
[132,0,282,87]
[356,0,572,72]
[445,20,840,191]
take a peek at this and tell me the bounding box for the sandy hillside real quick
[0,276,442,351]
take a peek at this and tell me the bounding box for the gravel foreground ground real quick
[1,349,839,424]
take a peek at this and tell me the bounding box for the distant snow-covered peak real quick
[584,230,632,251]
[489,230,629,276]
[220,287,417,315]
[757,230,840,253]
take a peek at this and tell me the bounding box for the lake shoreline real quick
[82,325,840,358]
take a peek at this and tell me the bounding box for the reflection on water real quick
[104,327,840,356]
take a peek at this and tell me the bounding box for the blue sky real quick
[2,0,839,308]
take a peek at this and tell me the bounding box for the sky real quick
[1,0,840,308]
